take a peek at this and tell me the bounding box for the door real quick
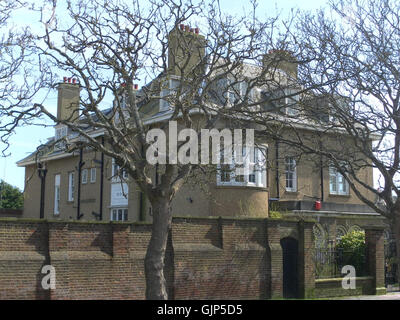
[281,237,299,299]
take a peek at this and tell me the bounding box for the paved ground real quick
[337,291,400,300]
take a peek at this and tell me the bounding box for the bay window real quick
[110,208,128,221]
[217,146,267,188]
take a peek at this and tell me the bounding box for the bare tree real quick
[229,0,400,282]
[0,0,43,155]
[30,0,289,299]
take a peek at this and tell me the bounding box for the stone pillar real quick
[267,220,282,299]
[365,227,386,295]
[298,220,315,299]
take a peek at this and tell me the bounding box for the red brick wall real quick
[0,217,298,300]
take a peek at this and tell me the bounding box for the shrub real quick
[336,230,366,276]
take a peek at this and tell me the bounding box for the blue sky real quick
[0,0,329,190]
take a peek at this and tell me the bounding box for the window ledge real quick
[329,193,350,198]
[284,190,298,194]
[216,185,268,191]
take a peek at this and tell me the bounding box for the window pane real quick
[249,174,255,183]
[235,174,244,182]
[330,176,337,193]
[91,168,96,182]
[220,165,231,182]
[82,169,87,183]
[285,157,296,191]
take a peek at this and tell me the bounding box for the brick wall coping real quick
[288,210,384,220]
[315,276,373,284]
[173,215,315,223]
[0,217,152,225]
[0,215,315,225]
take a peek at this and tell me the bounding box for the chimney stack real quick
[167,24,206,77]
[57,77,80,122]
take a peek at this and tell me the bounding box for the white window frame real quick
[110,208,128,221]
[217,146,267,188]
[329,166,349,195]
[226,79,255,107]
[90,168,96,183]
[263,88,299,115]
[160,78,181,112]
[285,157,297,192]
[284,88,300,116]
[54,174,60,215]
[82,169,88,184]
[68,172,75,202]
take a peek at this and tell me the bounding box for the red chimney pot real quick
[195,28,199,34]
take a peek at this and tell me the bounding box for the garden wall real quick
[0,217,304,299]
[0,216,383,299]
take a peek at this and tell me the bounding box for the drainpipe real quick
[275,140,280,199]
[319,140,324,202]
[99,136,104,220]
[320,155,324,202]
[77,147,84,220]
[37,163,47,219]
[139,143,145,221]
[139,192,145,221]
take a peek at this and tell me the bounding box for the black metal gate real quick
[281,237,298,299]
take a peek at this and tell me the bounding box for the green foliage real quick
[337,230,365,251]
[269,211,282,219]
[336,230,366,276]
[0,180,23,209]
[268,202,285,219]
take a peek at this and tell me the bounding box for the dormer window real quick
[263,88,299,115]
[160,78,181,112]
[211,77,255,107]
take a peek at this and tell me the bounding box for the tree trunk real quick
[144,197,172,300]
[393,214,400,286]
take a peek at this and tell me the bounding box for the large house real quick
[16,25,387,249]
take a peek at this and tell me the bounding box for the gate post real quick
[365,227,386,295]
[298,220,315,299]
